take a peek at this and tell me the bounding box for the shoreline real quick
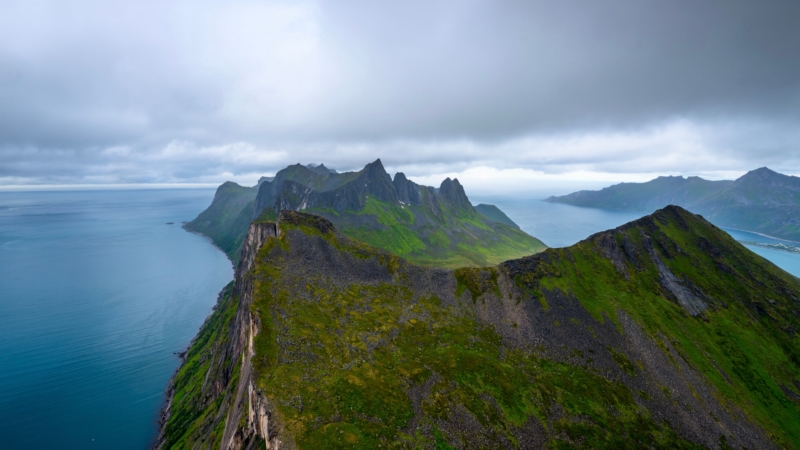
[152,226,235,448]
[720,226,800,245]
[182,224,237,268]
[152,285,229,449]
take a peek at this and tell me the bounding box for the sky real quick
[1,0,799,195]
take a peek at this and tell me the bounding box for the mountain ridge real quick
[185,160,545,267]
[160,206,800,449]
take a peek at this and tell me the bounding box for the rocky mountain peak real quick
[393,172,423,206]
[305,163,337,175]
[439,177,474,212]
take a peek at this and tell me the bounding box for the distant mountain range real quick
[546,167,800,241]
[186,160,545,267]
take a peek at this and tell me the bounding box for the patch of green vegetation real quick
[454,267,500,301]
[475,204,520,229]
[426,229,450,248]
[607,346,637,376]
[329,197,545,268]
[245,223,704,449]
[255,207,278,223]
[521,208,800,447]
[162,282,239,450]
[183,182,257,260]
[339,197,427,258]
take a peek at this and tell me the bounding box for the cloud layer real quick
[1,0,799,190]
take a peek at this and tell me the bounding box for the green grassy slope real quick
[164,208,800,448]
[475,203,520,229]
[159,283,241,449]
[183,182,257,260]
[509,206,800,447]
[308,197,545,268]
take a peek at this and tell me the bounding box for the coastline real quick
[152,285,229,449]
[720,226,800,245]
[152,226,235,449]
[182,224,238,268]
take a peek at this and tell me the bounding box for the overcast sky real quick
[1,0,799,194]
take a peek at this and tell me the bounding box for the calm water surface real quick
[0,189,232,449]
[476,197,800,278]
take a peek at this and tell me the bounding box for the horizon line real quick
[0,183,223,192]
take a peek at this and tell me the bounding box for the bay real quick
[0,189,232,449]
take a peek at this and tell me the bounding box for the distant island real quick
[184,159,545,268]
[546,167,800,242]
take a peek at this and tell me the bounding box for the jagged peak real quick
[438,177,474,212]
[306,163,337,175]
[362,158,389,176]
[440,177,468,190]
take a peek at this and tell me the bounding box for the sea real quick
[0,189,232,449]
[0,190,799,449]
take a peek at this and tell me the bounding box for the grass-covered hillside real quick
[475,203,520,229]
[183,182,257,260]
[162,207,800,449]
[186,160,546,267]
[547,167,800,242]
[307,195,543,268]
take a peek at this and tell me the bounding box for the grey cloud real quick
[0,0,799,185]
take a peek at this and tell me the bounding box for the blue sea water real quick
[0,189,232,449]
[475,197,800,278]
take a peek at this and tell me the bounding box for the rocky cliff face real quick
[393,172,423,206]
[161,206,800,449]
[156,220,279,450]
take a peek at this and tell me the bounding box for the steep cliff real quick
[156,220,280,449]
[161,207,800,449]
[184,182,258,261]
